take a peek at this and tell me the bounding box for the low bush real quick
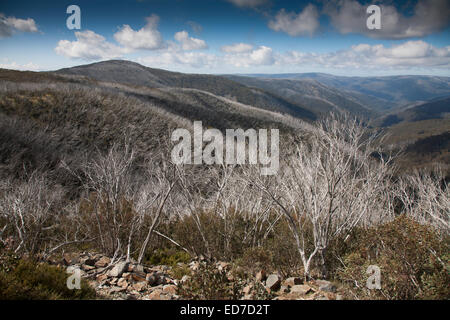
[0,251,97,300]
[336,215,449,300]
[170,264,191,280]
[144,248,191,267]
[177,263,245,300]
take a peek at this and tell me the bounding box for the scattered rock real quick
[81,264,95,271]
[134,264,144,273]
[110,286,127,293]
[60,252,344,301]
[163,284,177,295]
[280,285,289,293]
[156,274,169,285]
[122,272,131,280]
[265,274,281,291]
[109,261,129,278]
[132,281,147,292]
[131,271,147,282]
[148,289,163,300]
[316,280,337,293]
[117,277,128,288]
[96,274,108,282]
[95,256,111,268]
[146,273,158,286]
[290,284,312,295]
[283,277,303,287]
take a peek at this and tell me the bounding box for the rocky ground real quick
[53,252,344,300]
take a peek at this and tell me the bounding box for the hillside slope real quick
[55,60,316,120]
[245,73,450,111]
[376,96,450,127]
[224,75,375,118]
[0,68,308,179]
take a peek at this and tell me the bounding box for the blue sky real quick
[0,0,449,76]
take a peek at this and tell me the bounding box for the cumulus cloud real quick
[226,0,268,8]
[324,0,450,39]
[0,60,40,71]
[55,30,129,60]
[55,14,167,61]
[0,13,38,38]
[114,14,164,50]
[281,41,450,69]
[223,45,275,67]
[221,43,254,53]
[174,30,208,50]
[139,51,218,69]
[268,4,319,36]
[138,44,275,70]
[138,40,449,72]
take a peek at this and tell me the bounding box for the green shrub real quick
[265,219,304,278]
[144,248,191,267]
[336,215,449,300]
[170,264,191,280]
[172,210,303,277]
[235,247,273,275]
[250,281,275,300]
[177,263,244,300]
[0,252,97,300]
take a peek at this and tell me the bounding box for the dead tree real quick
[246,113,394,279]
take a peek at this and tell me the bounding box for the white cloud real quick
[280,41,450,69]
[55,14,165,61]
[226,0,268,8]
[268,4,319,37]
[0,60,40,71]
[324,0,450,39]
[174,30,207,50]
[55,30,129,60]
[114,14,164,50]
[138,44,275,70]
[248,46,275,65]
[224,45,275,67]
[221,43,254,53]
[139,51,218,69]
[139,40,449,72]
[0,13,38,38]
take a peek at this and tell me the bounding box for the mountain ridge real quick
[241,72,450,111]
[54,60,317,121]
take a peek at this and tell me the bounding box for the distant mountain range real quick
[223,75,375,118]
[1,60,448,171]
[243,73,450,111]
[55,60,316,121]
[54,60,450,119]
[377,96,450,127]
